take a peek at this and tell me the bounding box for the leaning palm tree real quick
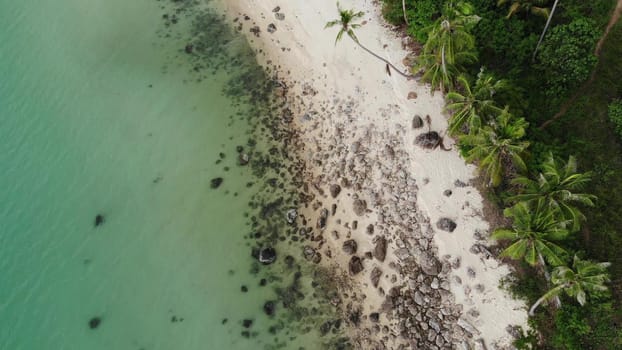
[529,255,611,315]
[415,1,480,92]
[325,3,411,78]
[445,68,507,135]
[507,152,596,232]
[460,109,530,186]
[493,199,569,268]
[497,0,551,19]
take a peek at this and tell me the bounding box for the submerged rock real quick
[263,301,275,316]
[238,153,249,165]
[94,214,104,227]
[210,177,223,189]
[258,247,276,265]
[286,208,297,224]
[88,317,101,329]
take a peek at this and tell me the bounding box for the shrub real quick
[608,99,622,140]
[536,18,600,98]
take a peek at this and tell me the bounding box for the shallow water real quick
[0,1,342,349]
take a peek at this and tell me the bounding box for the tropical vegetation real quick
[376,0,622,347]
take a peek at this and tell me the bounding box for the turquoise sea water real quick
[0,1,343,349]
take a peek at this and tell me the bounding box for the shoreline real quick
[218,0,529,348]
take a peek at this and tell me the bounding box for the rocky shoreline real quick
[214,0,530,349]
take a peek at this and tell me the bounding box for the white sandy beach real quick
[219,0,529,348]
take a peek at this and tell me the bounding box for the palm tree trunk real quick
[538,253,562,308]
[402,0,409,25]
[352,39,414,79]
[529,293,550,316]
[532,0,560,61]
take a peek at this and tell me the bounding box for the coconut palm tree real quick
[445,68,507,135]
[529,255,611,315]
[507,152,596,232]
[415,1,480,92]
[493,199,570,268]
[497,0,551,19]
[460,109,530,186]
[533,0,560,60]
[325,3,412,78]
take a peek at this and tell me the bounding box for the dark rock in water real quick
[369,312,380,323]
[329,184,341,198]
[352,199,367,216]
[258,247,276,265]
[303,245,321,264]
[94,214,104,227]
[348,309,361,326]
[238,153,249,165]
[412,115,424,129]
[184,44,193,54]
[319,320,332,336]
[210,177,223,189]
[349,256,364,275]
[242,319,253,328]
[436,217,457,232]
[286,208,297,224]
[267,23,277,33]
[88,317,101,329]
[373,236,387,262]
[415,131,441,149]
[342,239,357,255]
[370,267,382,288]
[263,301,275,316]
[284,255,295,268]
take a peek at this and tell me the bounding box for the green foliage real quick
[445,68,507,135]
[460,109,530,186]
[405,0,443,43]
[416,1,480,92]
[380,0,407,25]
[493,199,569,267]
[507,153,596,232]
[550,302,622,349]
[608,99,622,140]
[536,18,600,99]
